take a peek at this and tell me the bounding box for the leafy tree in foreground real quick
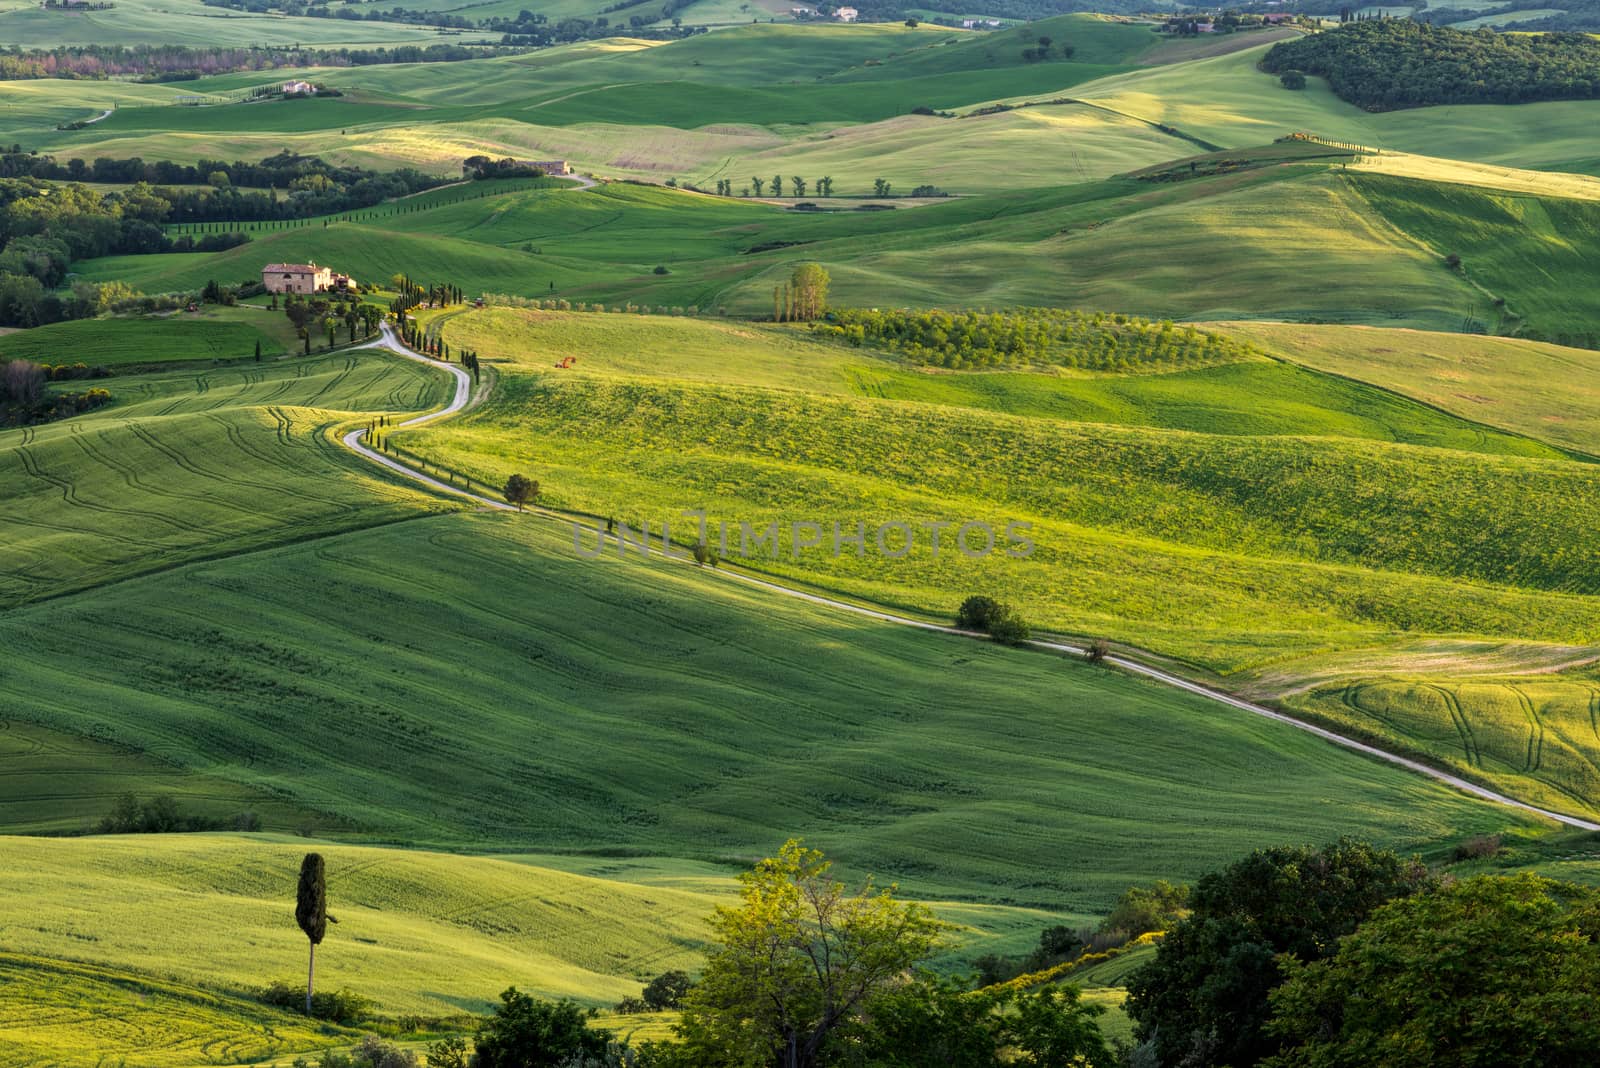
[295,853,336,1016]
[1265,874,1600,1068]
[1126,838,1430,1068]
[675,839,947,1068]
[847,975,1112,1068]
[473,988,610,1068]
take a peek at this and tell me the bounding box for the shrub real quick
[987,613,1031,646]
[1279,70,1307,90]
[955,595,1004,631]
[259,981,372,1024]
[1086,638,1111,664]
[642,970,693,1011]
[1453,833,1503,860]
[474,987,610,1068]
[653,265,670,275]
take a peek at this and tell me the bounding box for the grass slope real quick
[1213,321,1600,458]
[0,310,287,368]
[0,951,352,1068]
[73,169,1490,331]
[0,347,450,605]
[406,310,1600,682]
[0,512,1537,908]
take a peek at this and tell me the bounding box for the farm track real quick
[339,323,1600,833]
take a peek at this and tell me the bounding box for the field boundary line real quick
[340,323,1600,834]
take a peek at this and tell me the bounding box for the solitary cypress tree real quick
[254,339,262,362]
[295,853,336,1016]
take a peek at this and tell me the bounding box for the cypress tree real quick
[295,853,335,1016]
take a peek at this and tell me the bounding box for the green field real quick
[1213,321,1600,458]
[70,166,1506,331]
[0,309,289,368]
[0,0,496,48]
[0,950,355,1068]
[8,11,1600,1063]
[0,346,450,604]
[405,309,1600,679]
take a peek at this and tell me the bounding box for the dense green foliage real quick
[1126,840,1431,1068]
[474,988,610,1068]
[820,307,1258,371]
[1261,21,1600,111]
[1265,875,1600,1067]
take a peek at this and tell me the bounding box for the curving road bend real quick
[342,323,513,509]
[340,324,1600,834]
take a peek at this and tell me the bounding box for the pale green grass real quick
[445,308,1563,453]
[720,171,1480,326]
[1290,675,1600,824]
[0,833,720,1013]
[1066,46,1600,175]
[1211,321,1600,458]
[407,310,1600,688]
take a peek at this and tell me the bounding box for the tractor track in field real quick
[339,323,1600,834]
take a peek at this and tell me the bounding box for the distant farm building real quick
[262,262,355,294]
[523,160,572,175]
[282,80,315,95]
[1261,11,1294,21]
[834,6,858,19]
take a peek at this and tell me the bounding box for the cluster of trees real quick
[1123,837,1600,1066]
[389,275,465,318]
[281,291,381,351]
[96,792,260,834]
[1260,21,1600,110]
[0,149,448,223]
[955,595,1031,645]
[0,357,112,424]
[461,157,551,180]
[816,306,1257,372]
[0,43,525,81]
[772,263,830,323]
[493,8,707,44]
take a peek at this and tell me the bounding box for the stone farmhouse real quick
[262,262,355,295]
[523,160,573,175]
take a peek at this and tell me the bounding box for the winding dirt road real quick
[339,325,1600,834]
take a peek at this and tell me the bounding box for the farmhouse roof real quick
[264,262,322,273]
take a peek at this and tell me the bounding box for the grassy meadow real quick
[72,167,1499,331]
[0,510,1543,903]
[1214,321,1600,458]
[7,11,1600,1062]
[0,308,290,368]
[410,309,1600,675]
[0,0,496,48]
[0,345,451,604]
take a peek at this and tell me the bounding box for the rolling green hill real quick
[0,310,288,368]
[0,347,450,604]
[0,510,1540,905]
[71,167,1502,331]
